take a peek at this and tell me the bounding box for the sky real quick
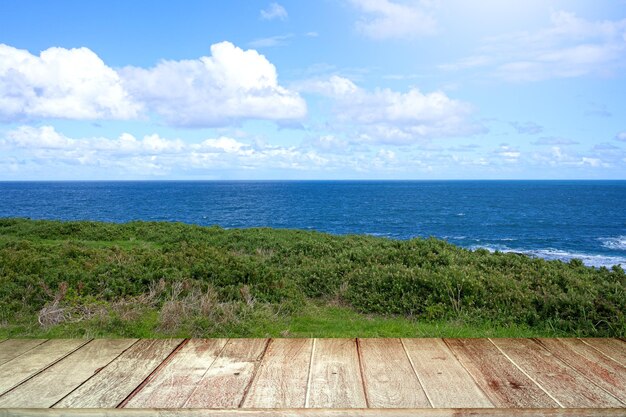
[0,0,625,180]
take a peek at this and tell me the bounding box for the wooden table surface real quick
[0,338,624,416]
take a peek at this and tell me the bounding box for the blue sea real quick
[1,180,625,268]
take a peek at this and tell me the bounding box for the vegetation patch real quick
[0,218,623,338]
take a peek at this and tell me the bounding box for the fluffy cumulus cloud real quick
[0,44,141,121]
[442,11,626,82]
[0,42,306,127]
[299,75,482,144]
[349,0,437,39]
[121,41,306,127]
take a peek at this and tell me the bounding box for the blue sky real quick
[1,0,625,180]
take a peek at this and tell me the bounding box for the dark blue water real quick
[1,181,625,267]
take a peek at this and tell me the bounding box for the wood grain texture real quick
[358,338,430,408]
[307,338,367,408]
[0,339,47,366]
[242,338,313,408]
[535,338,625,405]
[184,338,268,408]
[53,339,183,408]
[0,339,137,407]
[4,408,626,416]
[491,338,623,408]
[445,338,558,408]
[124,339,228,408]
[0,339,88,395]
[402,338,493,408]
[582,338,626,365]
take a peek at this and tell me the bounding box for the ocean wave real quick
[599,236,626,251]
[470,245,626,268]
[441,235,468,240]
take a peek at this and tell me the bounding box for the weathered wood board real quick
[358,338,430,408]
[0,339,47,366]
[184,338,268,408]
[242,338,313,408]
[491,338,623,407]
[445,338,559,408]
[402,338,493,408]
[0,339,136,407]
[0,337,623,412]
[0,339,89,396]
[307,338,367,408]
[124,339,228,408]
[582,338,626,365]
[536,338,625,404]
[54,339,182,408]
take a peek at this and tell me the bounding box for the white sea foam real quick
[471,245,625,268]
[599,236,626,251]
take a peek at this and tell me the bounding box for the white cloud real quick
[120,41,306,127]
[0,42,305,127]
[615,132,626,141]
[530,145,616,169]
[260,3,288,21]
[3,125,185,155]
[442,11,626,82]
[0,44,141,121]
[494,144,521,162]
[349,0,436,40]
[0,125,337,176]
[299,75,482,144]
[248,34,293,48]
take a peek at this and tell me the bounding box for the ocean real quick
[0,180,625,268]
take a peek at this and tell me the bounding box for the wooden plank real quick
[0,339,137,407]
[445,338,558,408]
[0,339,88,395]
[491,338,623,407]
[535,338,626,404]
[402,338,493,408]
[358,338,430,408]
[307,338,367,408]
[124,339,228,408]
[53,338,183,408]
[0,339,47,366]
[184,338,268,408]
[242,338,313,408]
[3,409,626,417]
[582,338,626,365]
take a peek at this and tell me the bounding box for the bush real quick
[0,218,624,336]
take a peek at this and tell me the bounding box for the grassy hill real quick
[0,218,623,338]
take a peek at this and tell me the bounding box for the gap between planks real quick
[400,338,433,408]
[303,337,316,408]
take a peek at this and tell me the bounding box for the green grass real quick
[0,218,623,338]
[0,303,562,339]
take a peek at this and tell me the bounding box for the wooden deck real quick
[0,338,624,416]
